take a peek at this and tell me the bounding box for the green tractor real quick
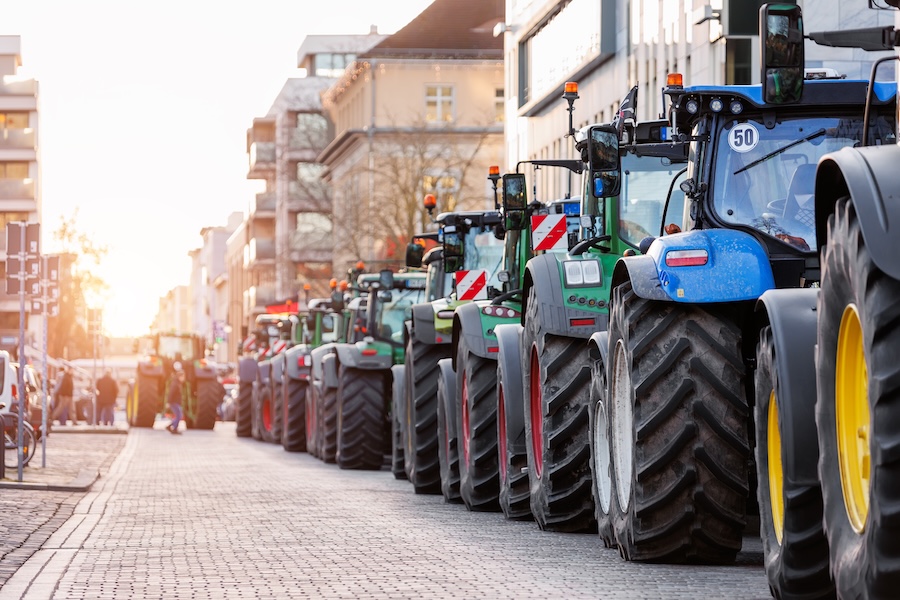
[127,332,221,430]
[448,165,582,514]
[280,290,346,453]
[400,208,504,493]
[312,270,427,470]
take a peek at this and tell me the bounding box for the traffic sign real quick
[43,255,59,282]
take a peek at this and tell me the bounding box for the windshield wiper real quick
[734,128,827,175]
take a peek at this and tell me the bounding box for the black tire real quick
[271,378,283,445]
[437,359,461,503]
[456,334,500,512]
[816,197,900,597]
[609,282,749,563]
[497,359,531,520]
[319,385,338,463]
[391,365,408,480]
[305,384,319,457]
[282,378,308,452]
[193,380,220,430]
[336,366,390,470]
[3,415,36,469]
[404,336,447,493]
[521,286,595,533]
[588,344,616,548]
[235,381,253,438]
[755,326,833,599]
[134,373,160,428]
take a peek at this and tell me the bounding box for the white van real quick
[0,350,17,413]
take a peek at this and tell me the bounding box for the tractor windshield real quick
[158,335,197,361]
[377,287,427,344]
[463,229,504,286]
[618,152,687,247]
[321,313,339,343]
[712,111,895,252]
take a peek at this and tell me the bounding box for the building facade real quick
[0,35,40,356]
[318,0,506,274]
[501,0,896,204]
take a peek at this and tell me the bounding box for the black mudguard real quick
[334,343,392,371]
[284,344,311,381]
[410,302,438,345]
[452,302,493,368]
[588,330,609,369]
[495,323,525,455]
[757,288,821,487]
[816,145,900,280]
[238,356,258,384]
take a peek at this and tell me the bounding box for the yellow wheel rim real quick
[767,391,784,544]
[836,304,870,533]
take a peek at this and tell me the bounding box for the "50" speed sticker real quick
[728,122,759,153]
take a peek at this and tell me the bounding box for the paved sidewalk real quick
[0,428,128,588]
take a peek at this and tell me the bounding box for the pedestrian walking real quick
[50,366,77,426]
[96,368,119,426]
[166,364,184,435]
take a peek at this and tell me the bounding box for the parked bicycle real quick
[1,403,36,469]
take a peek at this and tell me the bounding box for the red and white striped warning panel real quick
[455,269,488,300]
[272,340,287,355]
[531,214,568,251]
[242,336,257,353]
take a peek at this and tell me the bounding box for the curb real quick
[0,467,99,492]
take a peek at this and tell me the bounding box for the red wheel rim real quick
[461,375,471,465]
[498,383,508,482]
[263,394,272,431]
[306,393,315,441]
[530,348,543,479]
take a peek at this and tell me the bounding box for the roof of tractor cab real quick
[435,210,502,227]
[678,79,896,110]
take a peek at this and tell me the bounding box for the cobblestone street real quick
[0,422,772,599]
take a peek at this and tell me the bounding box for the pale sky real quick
[3,0,433,337]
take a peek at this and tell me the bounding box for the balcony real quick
[246,285,276,314]
[0,78,38,98]
[246,238,275,268]
[249,192,276,217]
[0,129,36,151]
[0,179,36,206]
[247,142,276,179]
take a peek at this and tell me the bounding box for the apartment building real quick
[501,0,895,204]
[228,32,386,364]
[0,36,40,358]
[318,0,506,273]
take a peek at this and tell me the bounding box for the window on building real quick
[312,53,357,78]
[293,112,329,149]
[0,213,30,229]
[0,113,28,129]
[726,38,753,85]
[0,163,28,179]
[426,85,454,124]
[422,171,459,212]
[495,88,505,123]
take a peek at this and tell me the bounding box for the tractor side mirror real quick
[587,125,621,198]
[405,242,424,268]
[761,3,804,104]
[501,173,528,231]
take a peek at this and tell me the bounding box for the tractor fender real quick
[310,344,332,381]
[495,323,525,454]
[452,301,493,368]
[815,145,900,280]
[588,330,609,369]
[523,253,609,339]
[756,288,821,487]
[284,344,311,381]
[410,302,438,344]
[437,357,457,432]
[257,360,271,385]
[321,352,339,390]
[270,355,285,384]
[613,230,775,303]
[194,361,217,382]
[137,360,164,378]
[238,356,258,384]
[335,342,393,371]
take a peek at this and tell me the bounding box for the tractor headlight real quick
[563,259,602,287]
